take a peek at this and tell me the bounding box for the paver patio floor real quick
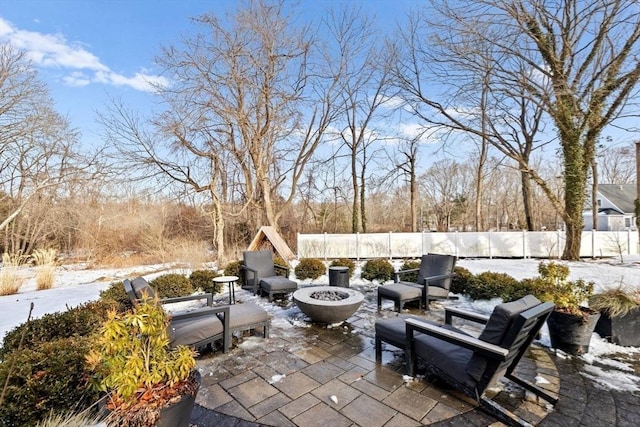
[191,283,568,426]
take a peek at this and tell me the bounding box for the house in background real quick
[583,183,637,231]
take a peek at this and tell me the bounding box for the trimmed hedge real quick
[224,260,245,287]
[361,258,395,282]
[190,269,222,294]
[450,266,473,295]
[99,280,134,312]
[295,258,326,280]
[149,273,193,298]
[398,259,421,283]
[0,336,99,427]
[0,300,114,359]
[464,271,519,301]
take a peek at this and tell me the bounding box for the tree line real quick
[1,0,639,262]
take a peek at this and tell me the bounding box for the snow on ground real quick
[1,256,638,392]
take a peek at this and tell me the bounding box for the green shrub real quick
[0,300,114,359]
[273,255,290,277]
[361,258,395,282]
[99,280,134,312]
[329,258,356,278]
[295,258,326,280]
[525,261,594,316]
[189,269,222,294]
[450,266,473,295]
[464,271,519,301]
[224,260,246,287]
[149,273,193,298]
[397,259,421,283]
[0,336,99,427]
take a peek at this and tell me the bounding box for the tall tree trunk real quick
[351,147,359,233]
[521,171,535,231]
[591,159,599,231]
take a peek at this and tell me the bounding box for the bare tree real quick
[599,140,637,184]
[394,0,640,260]
[0,45,98,253]
[323,6,394,233]
[102,1,346,259]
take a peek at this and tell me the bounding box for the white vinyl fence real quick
[297,230,640,259]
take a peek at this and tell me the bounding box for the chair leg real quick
[479,396,533,427]
[377,293,382,310]
[394,299,401,312]
[375,337,382,363]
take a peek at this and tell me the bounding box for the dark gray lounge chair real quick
[242,250,297,301]
[124,277,269,353]
[377,253,456,312]
[401,295,556,426]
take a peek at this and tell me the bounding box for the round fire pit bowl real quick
[293,286,364,324]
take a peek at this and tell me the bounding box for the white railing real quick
[297,230,640,259]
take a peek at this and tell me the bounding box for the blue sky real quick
[0,0,417,149]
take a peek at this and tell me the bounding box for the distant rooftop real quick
[599,183,637,214]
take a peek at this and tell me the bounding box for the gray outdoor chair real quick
[242,250,297,301]
[377,253,456,312]
[399,295,557,426]
[124,277,269,353]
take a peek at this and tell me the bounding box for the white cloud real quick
[0,17,166,92]
[63,71,91,87]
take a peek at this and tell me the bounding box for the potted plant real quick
[590,286,640,347]
[523,261,600,355]
[86,298,200,426]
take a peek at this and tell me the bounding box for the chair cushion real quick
[418,254,455,289]
[413,324,475,388]
[243,250,277,278]
[477,295,541,345]
[131,277,155,299]
[378,283,422,300]
[466,295,541,381]
[168,310,224,347]
[260,276,297,292]
[375,315,428,350]
[226,303,269,330]
[426,285,449,298]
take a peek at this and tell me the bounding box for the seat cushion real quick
[260,276,297,292]
[168,311,224,347]
[426,285,449,298]
[466,295,541,381]
[375,315,429,350]
[378,283,422,300]
[226,303,269,330]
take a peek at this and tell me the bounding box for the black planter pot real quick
[157,370,201,427]
[99,370,201,427]
[547,309,601,355]
[594,307,640,347]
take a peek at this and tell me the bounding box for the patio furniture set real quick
[124,250,558,426]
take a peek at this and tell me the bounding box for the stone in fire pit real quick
[293,286,364,324]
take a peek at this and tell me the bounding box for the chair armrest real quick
[170,305,230,321]
[394,268,420,283]
[422,273,454,285]
[405,318,508,360]
[160,293,213,307]
[242,265,258,278]
[445,306,490,325]
[274,264,290,277]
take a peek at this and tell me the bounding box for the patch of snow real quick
[268,374,286,384]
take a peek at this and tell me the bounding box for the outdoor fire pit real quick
[293,286,364,324]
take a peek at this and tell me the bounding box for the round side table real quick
[213,275,239,304]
